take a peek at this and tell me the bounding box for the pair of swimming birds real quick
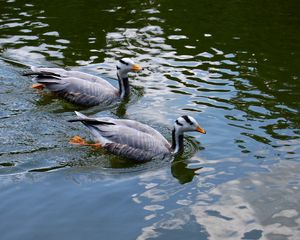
[25,58,206,162]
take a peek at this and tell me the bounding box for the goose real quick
[68,111,206,162]
[23,58,142,107]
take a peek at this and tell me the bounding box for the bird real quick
[68,111,206,162]
[23,58,142,107]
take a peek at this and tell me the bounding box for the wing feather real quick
[91,124,170,155]
[97,118,171,148]
[105,143,169,162]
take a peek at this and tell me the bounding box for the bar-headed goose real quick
[24,58,142,107]
[69,111,206,162]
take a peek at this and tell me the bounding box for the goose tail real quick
[68,112,114,145]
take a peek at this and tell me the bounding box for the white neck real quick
[118,70,128,80]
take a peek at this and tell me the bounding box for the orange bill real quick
[196,126,206,134]
[131,64,142,71]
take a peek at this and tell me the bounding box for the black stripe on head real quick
[182,115,193,125]
[175,120,183,126]
[119,59,129,65]
[116,66,120,70]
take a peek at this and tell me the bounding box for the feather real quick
[105,143,169,162]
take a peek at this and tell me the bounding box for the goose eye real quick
[175,120,183,126]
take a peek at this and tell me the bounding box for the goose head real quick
[116,58,142,98]
[172,115,206,153]
[117,58,142,79]
[174,115,206,134]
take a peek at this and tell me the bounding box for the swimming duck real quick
[24,58,142,106]
[69,111,206,162]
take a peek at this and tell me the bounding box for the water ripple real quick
[0,1,300,239]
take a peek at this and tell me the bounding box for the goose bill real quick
[131,64,142,71]
[196,126,206,134]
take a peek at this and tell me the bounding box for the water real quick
[1,0,300,239]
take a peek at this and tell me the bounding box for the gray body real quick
[70,112,172,162]
[27,66,120,106]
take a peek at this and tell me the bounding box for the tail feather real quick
[23,66,62,77]
[74,111,87,118]
[23,71,36,76]
[36,78,62,83]
[69,111,114,145]
[23,66,38,76]
[68,118,115,126]
[68,112,115,126]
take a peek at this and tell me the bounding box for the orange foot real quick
[69,135,102,148]
[31,83,45,90]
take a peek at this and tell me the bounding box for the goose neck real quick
[171,128,184,153]
[117,72,130,98]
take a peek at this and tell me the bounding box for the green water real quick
[0,0,299,239]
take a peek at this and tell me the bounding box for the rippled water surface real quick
[1,0,300,239]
